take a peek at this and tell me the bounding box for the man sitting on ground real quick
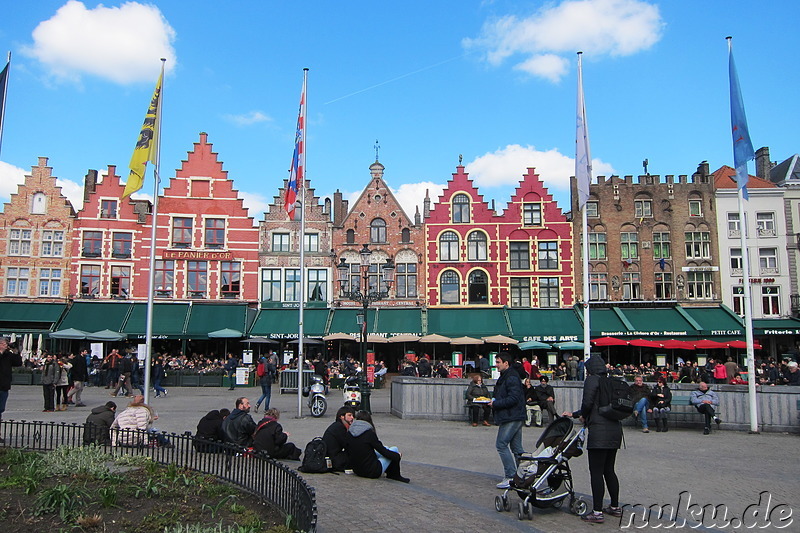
[221,397,256,447]
[83,401,116,445]
[194,408,230,452]
[252,408,302,460]
[323,406,356,471]
[690,381,721,435]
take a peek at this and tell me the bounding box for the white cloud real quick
[23,0,176,84]
[465,144,614,193]
[0,161,27,200]
[464,0,663,82]
[391,181,446,220]
[223,111,272,126]
[240,191,271,221]
[56,178,85,210]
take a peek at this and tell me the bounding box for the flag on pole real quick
[727,37,754,199]
[0,54,10,156]
[123,67,163,198]
[575,52,592,210]
[284,76,306,217]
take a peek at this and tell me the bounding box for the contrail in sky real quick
[324,54,467,105]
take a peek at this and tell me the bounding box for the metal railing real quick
[0,419,317,532]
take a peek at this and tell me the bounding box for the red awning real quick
[661,339,695,350]
[727,340,763,350]
[693,339,727,349]
[628,339,663,348]
[592,336,629,346]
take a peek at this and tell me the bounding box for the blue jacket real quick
[689,387,719,408]
[492,367,526,424]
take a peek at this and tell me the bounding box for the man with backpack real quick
[254,356,272,413]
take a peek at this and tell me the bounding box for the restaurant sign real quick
[524,335,580,342]
[163,250,233,260]
[600,330,689,337]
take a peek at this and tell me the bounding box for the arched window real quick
[370,218,386,243]
[467,231,487,261]
[439,231,460,261]
[440,270,460,304]
[452,194,470,223]
[346,229,355,244]
[468,271,488,304]
[401,228,411,243]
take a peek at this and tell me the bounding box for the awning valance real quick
[57,301,133,334]
[0,302,68,332]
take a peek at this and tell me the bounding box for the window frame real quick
[112,232,133,258]
[589,232,607,260]
[187,260,208,298]
[510,277,531,307]
[395,262,417,298]
[80,265,101,296]
[440,270,460,304]
[82,231,103,257]
[154,260,174,298]
[688,200,703,217]
[439,231,460,262]
[452,194,470,223]
[634,200,652,218]
[271,233,290,253]
[509,242,530,270]
[539,277,559,308]
[261,269,282,302]
[41,229,65,257]
[522,203,542,226]
[654,272,673,300]
[38,267,62,297]
[9,228,32,256]
[204,218,226,249]
[537,241,559,270]
[467,270,488,305]
[110,266,131,297]
[172,217,193,249]
[5,267,30,296]
[369,218,387,244]
[100,199,118,219]
[467,231,487,261]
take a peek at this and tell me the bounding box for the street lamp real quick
[336,243,394,413]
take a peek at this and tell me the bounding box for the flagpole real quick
[296,68,308,418]
[576,52,592,366]
[0,52,10,157]
[143,58,166,405]
[727,37,758,433]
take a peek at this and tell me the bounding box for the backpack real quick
[297,437,329,474]
[597,376,634,420]
[256,362,266,378]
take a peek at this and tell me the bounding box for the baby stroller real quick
[494,416,588,521]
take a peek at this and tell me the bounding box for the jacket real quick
[83,405,116,445]
[56,362,71,387]
[630,382,651,405]
[322,419,351,471]
[252,416,290,456]
[194,410,227,452]
[111,404,154,446]
[345,420,400,479]
[690,387,720,408]
[0,348,22,391]
[221,408,256,447]
[41,360,60,386]
[649,384,672,408]
[69,355,89,382]
[574,356,622,450]
[491,367,526,425]
[533,383,556,406]
[466,381,490,402]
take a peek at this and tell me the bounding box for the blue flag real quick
[0,57,9,156]
[728,38,754,198]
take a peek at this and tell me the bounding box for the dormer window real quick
[452,194,470,223]
[100,200,118,219]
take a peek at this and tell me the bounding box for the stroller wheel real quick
[523,501,532,520]
[495,495,504,512]
[517,501,526,521]
[503,494,511,512]
[571,497,588,516]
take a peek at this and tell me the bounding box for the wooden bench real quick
[669,395,722,428]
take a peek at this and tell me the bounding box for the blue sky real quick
[0,0,797,222]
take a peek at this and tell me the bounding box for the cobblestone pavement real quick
[3,383,798,532]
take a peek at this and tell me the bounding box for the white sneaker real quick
[344,469,354,475]
[496,478,512,489]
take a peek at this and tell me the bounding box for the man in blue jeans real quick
[630,375,652,433]
[490,352,526,489]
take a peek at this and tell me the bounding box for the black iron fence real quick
[0,419,317,532]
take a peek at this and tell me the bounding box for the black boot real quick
[662,416,669,432]
[654,417,662,432]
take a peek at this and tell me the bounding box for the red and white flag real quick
[284,72,307,217]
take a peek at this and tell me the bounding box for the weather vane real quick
[374,139,380,162]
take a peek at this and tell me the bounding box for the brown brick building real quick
[570,162,722,305]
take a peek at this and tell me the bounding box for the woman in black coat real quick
[650,376,672,432]
[345,411,409,483]
[252,408,301,460]
[566,355,623,524]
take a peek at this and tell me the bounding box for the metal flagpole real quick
[0,52,10,157]
[576,52,592,366]
[143,58,166,405]
[296,68,308,418]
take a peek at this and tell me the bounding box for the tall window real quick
[80,265,101,296]
[112,232,132,257]
[187,261,207,298]
[761,286,780,316]
[686,271,713,300]
[537,241,558,269]
[509,242,530,270]
[452,194,470,223]
[523,203,542,226]
[261,269,281,302]
[622,272,641,300]
[220,261,241,298]
[82,231,102,257]
[401,228,411,243]
[172,217,192,248]
[348,263,361,292]
[284,269,300,302]
[730,248,742,273]
[468,271,488,304]
[539,277,559,308]
[204,218,225,249]
[370,218,386,243]
[272,233,290,252]
[155,260,174,297]
[759,248,778,273]
[41,230,64,257]
[652,232,670,259]
[510,278,531,307]
[38,268,62,297]
[589,273,608,300]
[9,228,32,256]
[5,267,30,296]
[621,232,638,260]
[634,200,652,218]
[100,199,117,219]
[684,231,710,259]
[688,200,703,217]
[467,231,487,261]
[304,233,319,252]
[439,231,459,261]
[395,263,417,298]
[727,213,741,237]
[110,266,131,297]
[346,229,355,244]
[440,270,460,304]
[654,272,673,300]
[733,286,745,315]
[307,269,327,301]
[589,232,607,260]
[586,201,599,218]
[756,212,775,236]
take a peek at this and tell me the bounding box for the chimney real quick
[83,169,98,204]
[755,147,772,181]
[693,161,709,183]
[423,189,431,219]
[414,206,421,226]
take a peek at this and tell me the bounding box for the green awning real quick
[57,302,133,333]
[752,318,800,335]
[374,308,423,337]
[507,308,583,342]
[589,308,631,335]
[681,307,744,337]
[0,302,68,333]
[328,309,376,335]
[426,308,512,337]
[185,303,249,339]
[248,308,329,339]
[615,307,698,338]
[122,303,191,340]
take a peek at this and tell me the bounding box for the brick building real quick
[425,165,574,308]
[570,162,722,305]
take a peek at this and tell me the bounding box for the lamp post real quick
[336,243,394,413]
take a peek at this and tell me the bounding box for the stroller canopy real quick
[535,417,574,449]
